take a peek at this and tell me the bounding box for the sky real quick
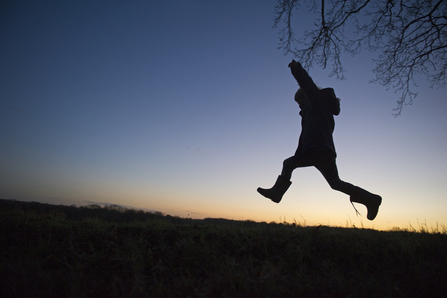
[1,0,446,231]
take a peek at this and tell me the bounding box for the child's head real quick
[294,88,307,106]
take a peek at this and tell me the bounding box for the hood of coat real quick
[296,87,341,116]
[320,88,341,116]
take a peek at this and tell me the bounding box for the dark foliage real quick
[1,199,447,297]
[274,0,447,115]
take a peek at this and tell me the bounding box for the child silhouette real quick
[257,60,382,220]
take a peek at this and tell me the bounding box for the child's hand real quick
[288,59,299,68]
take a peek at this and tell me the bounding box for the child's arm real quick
[288,60,320,102]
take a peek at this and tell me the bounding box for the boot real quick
[257,175,292,203]
[350,187,382,220]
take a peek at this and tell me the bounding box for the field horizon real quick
[1,198,447,297]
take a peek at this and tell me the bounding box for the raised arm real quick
[288,60,320,102]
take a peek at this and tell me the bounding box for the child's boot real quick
[350,187,382,220]
[257,175,292,203]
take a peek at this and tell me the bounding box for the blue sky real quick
[1,0,446,230]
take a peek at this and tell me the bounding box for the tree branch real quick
[274,0,447,114]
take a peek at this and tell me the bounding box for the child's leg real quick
[281,155,313,181]
[314,155,382,220]
[313,155,356,195]
[257,154,312,203]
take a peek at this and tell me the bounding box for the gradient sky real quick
[1,0,446,230]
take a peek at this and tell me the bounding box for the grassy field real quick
[1,199,446,297]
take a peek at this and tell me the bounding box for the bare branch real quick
[274,0,447,114]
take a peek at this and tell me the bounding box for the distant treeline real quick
[0,199,271,227]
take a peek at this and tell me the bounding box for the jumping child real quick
[257,60,382,220]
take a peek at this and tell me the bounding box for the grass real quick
[1,199,447,297]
